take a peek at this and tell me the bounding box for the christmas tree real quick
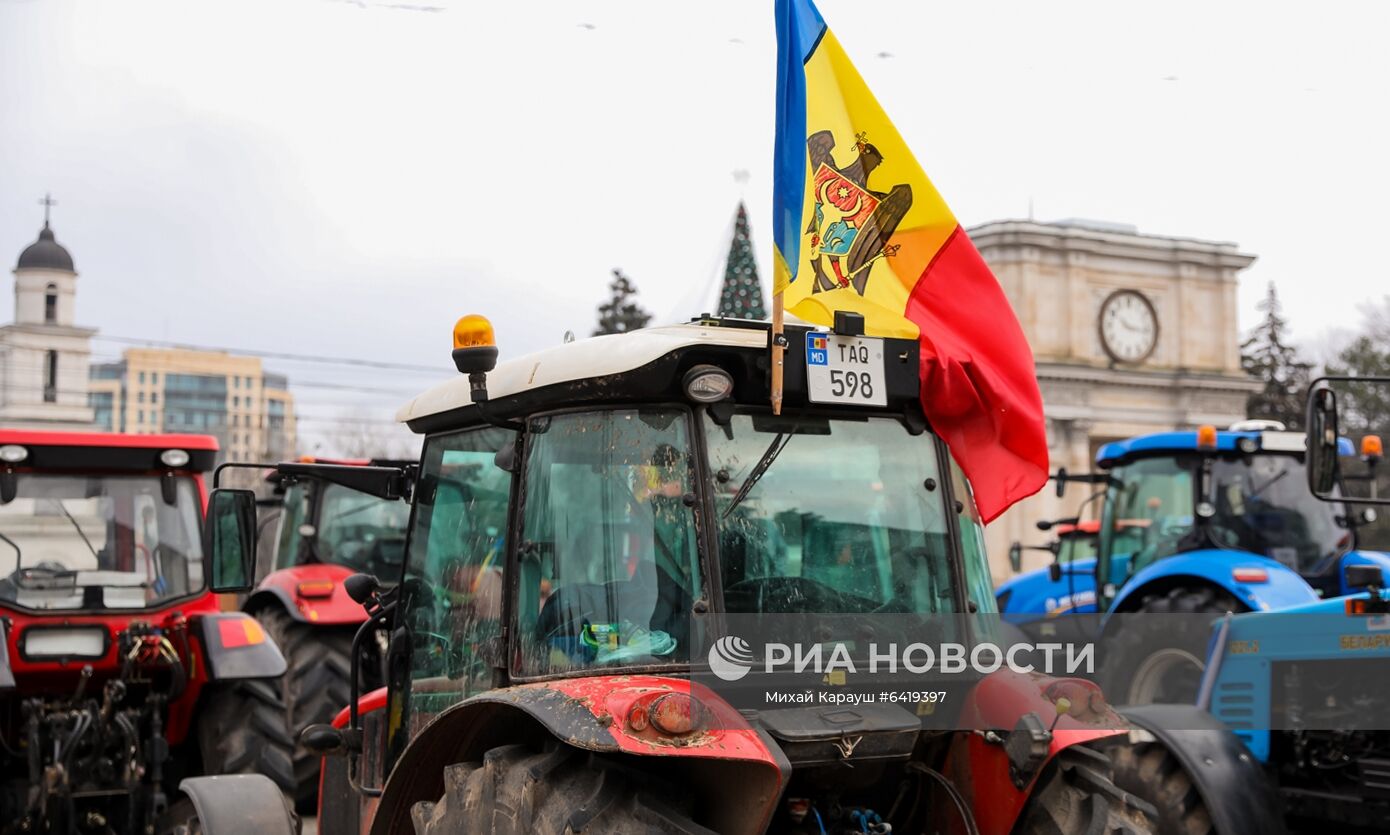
[716,202,768,320]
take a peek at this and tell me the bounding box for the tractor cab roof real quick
[265,455,416,485]
[0,429,219,473]
[1094,427,1354,470]
[397,318,923,434]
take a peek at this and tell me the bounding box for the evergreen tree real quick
[1326,334,1390,434]
[716,202,768,320]
[1241,282,1313,428]
[593,269,653,336]
[1326,301,1390,548]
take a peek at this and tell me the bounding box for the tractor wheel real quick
[1107,738,1215,835]
[410,743,714,835]
[1099,587,1240,706]
[1014,746,1156,834]
[255,607,355,811]
[197,679,296,799]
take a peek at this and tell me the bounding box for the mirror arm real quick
[345,602,395,799]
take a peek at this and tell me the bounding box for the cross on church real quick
[39,193,56,226]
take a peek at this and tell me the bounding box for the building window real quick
[151,392,158,404]
[44,284,58,324]
[137,410,144,424]
[43,350,57,402]
[138,391,145,403]
[89,391,114,431]
[139,372,146,384]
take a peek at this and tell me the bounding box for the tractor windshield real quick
[0,474,204,610]
[315,483,410,575]
[705,413,963,615]
[1106,453,1350,578]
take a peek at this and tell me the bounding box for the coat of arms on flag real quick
[805,130,911,297]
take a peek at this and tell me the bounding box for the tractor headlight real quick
[160,449,190,468]
[0,445,29,464]
[683,365,734,403]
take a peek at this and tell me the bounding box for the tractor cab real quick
[1091,422,1377,607]
[998,420,1390,705]
[0,432,214,611]
[261,456,413,584]
[210,315,1168,835]
[0,430,294,834]
[240,456,414,810]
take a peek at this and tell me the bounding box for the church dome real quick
[16,224,75,272]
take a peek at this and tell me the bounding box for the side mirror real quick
[344,572,382,606]
[1054,468,1068,499]
[1008,542,1023,573]
[299,723,359,757]
[1306,383,1341,498]
[1345,564,1384,591]
[205,489,257,593]
[1048,561,1063,583]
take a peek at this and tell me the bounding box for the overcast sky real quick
[3,0,1388,449]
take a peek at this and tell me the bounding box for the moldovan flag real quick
[773,0,1047,522]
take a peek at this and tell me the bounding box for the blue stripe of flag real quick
[773,0,827,285]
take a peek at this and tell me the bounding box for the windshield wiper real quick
[327,500,385,524]
[723,433,791,518]
[48,498,99,561]
[1248,468,1291,500]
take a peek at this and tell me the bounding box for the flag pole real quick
[770,294,786,415]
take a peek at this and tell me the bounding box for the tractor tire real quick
[197,679,297,799]
[1107,739,1215,835]
[410,743,715,835]
[255,607,355,811]
[1014,746,1157,835]
[1099,587,1240,706]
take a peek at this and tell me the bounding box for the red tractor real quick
[243,456,412,808]
[209,315,1233,833]
[0,430,296,835]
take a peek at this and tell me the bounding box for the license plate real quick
[805,332,887,406]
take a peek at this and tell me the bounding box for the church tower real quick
[0,196,96,429]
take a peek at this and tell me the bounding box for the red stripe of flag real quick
[905,226,1048,523]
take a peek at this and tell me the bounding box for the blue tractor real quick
[1182,565,1390,831]
[997,419,1390,704]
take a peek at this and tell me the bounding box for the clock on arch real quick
[1098,289,1159,364]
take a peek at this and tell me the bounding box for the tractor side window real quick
[1104,456,1195,578]
[949,458,997,614]
[272,483,308,572]
[516,409,699,677]
[399,427,514,734]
